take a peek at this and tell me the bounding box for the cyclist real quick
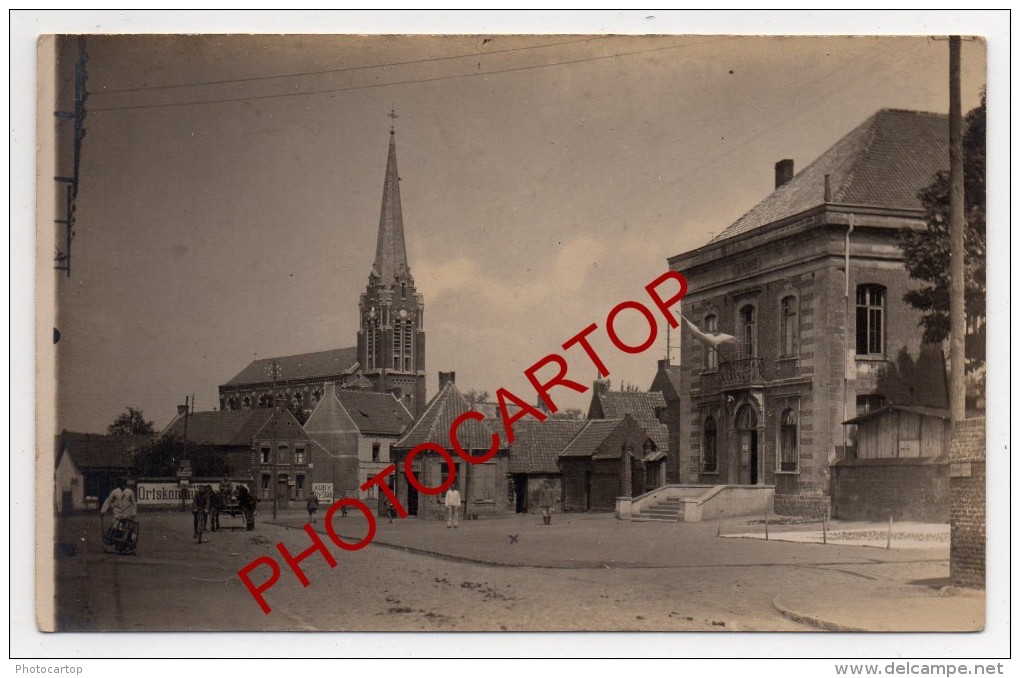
[192,485,211,539]
[101,477,138,551]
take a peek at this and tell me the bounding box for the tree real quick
[900,94,986,370]
[134,434,183,477]
[463,389,491,406]
[549,407,585,421]
[108,407,155,436]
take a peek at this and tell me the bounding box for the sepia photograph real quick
[17,9,1008,667]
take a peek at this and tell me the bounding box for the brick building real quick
[218,128,426,418]
[163,408,318,507]
[558,415,661,512]
[667,109,949,515]
[54,431,151,513]
[390,372,510,520]
[303,381,413,512]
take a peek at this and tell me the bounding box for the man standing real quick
[444,485,461,529]
[539,481,556,525]
[306,491,320,524]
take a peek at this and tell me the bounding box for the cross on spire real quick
[388,108,398,134]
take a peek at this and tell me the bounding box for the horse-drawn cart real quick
[218,487,257,531]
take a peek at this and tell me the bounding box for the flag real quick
[679,313,737,348]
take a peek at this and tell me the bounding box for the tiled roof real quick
[396,382,507,451]
[508,419,586,474]
[163,409,310,446]
[223,347,359,387]
[710,109,948,244]
[650,362,684,401]
[336,390,413,436]
[590,391,668,450]
[58,432,144,470]
[559,420,622,458]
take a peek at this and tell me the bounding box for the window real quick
[856,285,885,356]
[260,474,271,500]
[278,444,287,463]
[366,320,377,369]
[372,443,381,463]
[781,296,798,357]
[704,314,719,371]
[856,394,886,416]
[295,474,305,498]
[779,409,798,472]
[260,446,270,464]
[294,446,305,465]
[739,305,758,357]
[702,417,717,473]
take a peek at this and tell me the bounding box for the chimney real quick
[774,159,794,189]
[438,371,456,388]
[824,173,832,203]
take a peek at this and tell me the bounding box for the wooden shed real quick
[833,405,951,522]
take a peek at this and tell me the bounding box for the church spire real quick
[372,119,410,283]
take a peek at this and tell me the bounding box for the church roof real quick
[372,131,411,283]
[710,109,949,244]
[336,390,414,436]
[223,347,359,387]
[396,380,506,452]
[508,419,586,474]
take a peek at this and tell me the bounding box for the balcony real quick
[719,357,764,388]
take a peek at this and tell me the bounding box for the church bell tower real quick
[357,118,426,416]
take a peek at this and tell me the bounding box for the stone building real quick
[667,109,949,516]
[218,128,426,418]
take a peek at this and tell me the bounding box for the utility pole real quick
[948,36,967,423]
[271,359,280,520]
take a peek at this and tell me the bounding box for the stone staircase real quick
[632,497,683,523]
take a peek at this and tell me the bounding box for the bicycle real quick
[194,509,208,544]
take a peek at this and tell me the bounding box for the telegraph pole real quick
[271,359,280,520]
[948,36,967,423]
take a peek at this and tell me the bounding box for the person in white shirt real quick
[101,477,138,550]
[444,487,461,529]
[101,477,137,521]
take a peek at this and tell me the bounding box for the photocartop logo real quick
[237,270,688,614]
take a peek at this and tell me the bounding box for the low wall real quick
[620,485,774,522]
[831,458,949,522]
[773,493,829,518]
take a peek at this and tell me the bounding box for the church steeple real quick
[357,119,426,417]
[372,123,410,283]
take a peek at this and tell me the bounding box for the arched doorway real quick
[735,404,759,485]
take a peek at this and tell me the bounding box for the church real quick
[217,125,427,418]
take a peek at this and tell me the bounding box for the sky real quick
[15,8,1011,666]
[41,24,985,436]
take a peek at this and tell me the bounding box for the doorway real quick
[513,475,528,513]
[735,404,759,485]
[739,430,759,485]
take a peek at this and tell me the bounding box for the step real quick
[631,514,679,523]
[642,508,680,516]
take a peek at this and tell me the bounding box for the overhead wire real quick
[92,35,615,95]
[90,36,738,113]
